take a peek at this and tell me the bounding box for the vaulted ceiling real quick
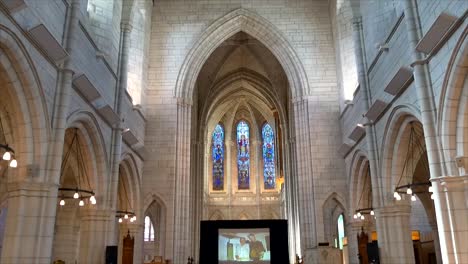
[195,31,289,125]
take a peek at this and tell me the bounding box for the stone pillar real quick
[376,204,415,264]
[79,209,113,263]
[0,182,58,264]
[431,175,468,263]
[346,221,361,264]
[402,1,454,263]
[173,99,192,263]
[351,15,383,207]
[0,0,83,260]
[285,137,300,263]
[291,98,317,263]
[107,20,133,247]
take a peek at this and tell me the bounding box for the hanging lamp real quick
[393,123,432,201]
[57,128,97,207]
[0,114,17,168]
[115,170,136,223]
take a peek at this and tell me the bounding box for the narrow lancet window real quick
[237,121,250,189]
[262,123,275,189]
[212,124,225,190]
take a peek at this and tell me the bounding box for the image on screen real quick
[218,228,271,263]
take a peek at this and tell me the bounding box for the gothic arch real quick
[0,25,49,180]
[322,192,346,246]
[143,192,168,257]
[174,8,309,100]
[66,111,109,205]
[348,151,370,212]
[438,28,468,176]
[380,105,424,205]
[119,153,142,216]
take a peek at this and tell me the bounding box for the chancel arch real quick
[185,11,301,260]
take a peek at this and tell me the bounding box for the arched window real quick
[337,214,345,249]
[237,121,250,189]
[212,124,225,190]
[262,123,275,189]
[144,216,155,242]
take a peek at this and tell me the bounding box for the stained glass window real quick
[212,124,224,190]
[144,216,155,242]
[262,124,275,189]
[237,121,250,189]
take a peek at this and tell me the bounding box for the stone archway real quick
[171,8,313,264]
[0,25,50,263]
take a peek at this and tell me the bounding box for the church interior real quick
[0,0,466,263]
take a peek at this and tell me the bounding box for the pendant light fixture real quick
[115,169,136,223]
[354,166,374,220]
[57,128,97,207]
[394,123,432,201]
[0,114,17,168]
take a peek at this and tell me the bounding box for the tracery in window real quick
[212,124,225,190]
[237,121,250,189]
[144,216,155,242]
[262,123,275,189]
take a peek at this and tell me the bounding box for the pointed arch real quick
[66,111,109,205]
[380,105,423,204]
[119,153,142,216]
[0,25,49,180]
[174,8,309,100]
[438,28,468,176]
[322,192,346,246]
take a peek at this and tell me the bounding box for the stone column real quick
[431,175,468,263]
[191,140,202,262]
[0,0,82,262]
[351,16,383,206]
[401,1,454,263]
[285,137,300,263]
[345,221,361,264]
[291,98,317,263]
[376,204,414,264]
[0,182,58,264]
[79,209,113,263]
[107,20,133,247]
[173,98,192,263]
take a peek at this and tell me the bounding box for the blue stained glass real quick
[212,124,224,190]
[262,124,275,189]
[237,121,250,189]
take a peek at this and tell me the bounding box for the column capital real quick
[7,181,59,195]
[58,67,75,75]
[120,21,133,32]
[375,203,411,217]
[79,208,114,220]
[431,175,468,191]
